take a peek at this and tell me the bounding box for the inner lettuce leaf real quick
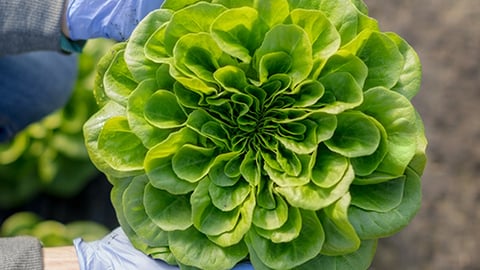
[84,0,426,269]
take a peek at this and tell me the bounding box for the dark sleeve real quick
[0,236,43,270]
[0,0,66,55]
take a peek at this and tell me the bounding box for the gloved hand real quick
[65,0,164,41]
[74,227,253,270]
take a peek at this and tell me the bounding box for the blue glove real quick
[74,227,253,270]
[65,0,164,41]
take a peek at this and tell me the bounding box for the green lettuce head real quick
[84,0,427,269]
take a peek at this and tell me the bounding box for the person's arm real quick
[0,0,67,55]
[1,0,165,56]
[0,236,43,270]
[43,246,80,270]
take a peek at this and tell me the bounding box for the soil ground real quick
[364,1,480,269]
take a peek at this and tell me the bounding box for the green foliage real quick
[84,1,426,269]
[0,211,109,247]
[0,39,114,209]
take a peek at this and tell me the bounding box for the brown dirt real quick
[363,1,480,269]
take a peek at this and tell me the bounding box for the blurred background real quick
[0,39,118,245]
[365,0,480,269]
[1,0,479,268]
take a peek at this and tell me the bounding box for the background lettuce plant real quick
[84,0,427,269]
[0,39,113,209]
[1,211,109,247]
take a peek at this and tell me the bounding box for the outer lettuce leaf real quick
[97,116,147,172]
[349,166,423,239]
[125,9,173,81]
[387,32,423,100]
[103,48,138,106]
[123,176,169,247]
[127,78,175,148]
[297,240,377,270]
[211,7,268,63]
[318,193,360,256]
[144,183,192,231]
[169,226,248,270]
[287,0,379,45]
[246,210,325,269]
[356,87,418,180]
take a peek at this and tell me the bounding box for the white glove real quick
[65,0,164,41]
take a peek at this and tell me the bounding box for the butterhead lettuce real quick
[84,0,427,269]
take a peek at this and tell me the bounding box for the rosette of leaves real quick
[0,39,113,209]
[84,0,427,269]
